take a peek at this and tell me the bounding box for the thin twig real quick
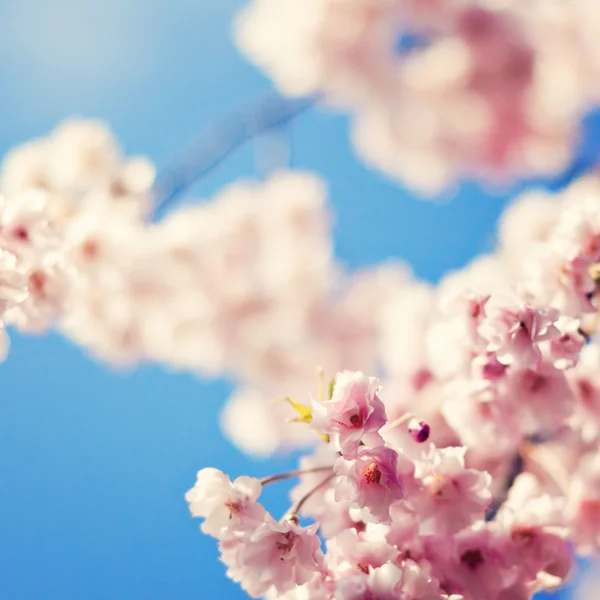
[150,92,316,221]
[485,452,524,521]
[282,473,336,523]
[260,465,333,487]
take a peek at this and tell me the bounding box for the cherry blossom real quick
[478,303,560,369]
[220,518,325,598]
[311,370,387,457]
[417,447,493,535]
[188,369,578,599]
[334,445,404,524]
[185,468,266,539]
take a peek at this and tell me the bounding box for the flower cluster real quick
[236,0,600,192]
[61,169,335,370]
[188,371,573,599]
[181,167,600,599]
[0,119,155,355]
[1,118,155,220]
[0,191,69,354]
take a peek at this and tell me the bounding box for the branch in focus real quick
[282,473,336,524]
[260,465,333,487]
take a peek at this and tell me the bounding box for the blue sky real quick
[0,0,588,598]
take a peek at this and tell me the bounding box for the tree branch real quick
[150,92,316,221]
[260,465,333,487]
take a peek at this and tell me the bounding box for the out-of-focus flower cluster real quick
[0,119,154,355]
[236,0,600,192]
[187,371,574,600]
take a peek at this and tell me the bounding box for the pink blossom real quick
[0,191,61,258]
[547,254,597,316]
[496,473,567,532]
[185,468,266,539]
[473,352,509,381]
[568,344,600,442]
[335,560,460,600]
[6,254,71,333]
[499,190,558,261]
[417,447,492,534]
[0,249,28,314]
[334,446,404,524]
[333,563,402,600]
[548,316,586,369]
[325,528,398,577]
[510,526,572,588]
[311,370,387,457]
[479,302,560,368]
[396,559,463,600]
[425,292,490,379]
[442,382,523,460]
[264,576,332,600]
[333,569,398,600]
[565,452,600,554]
[425,526,520,599]
[507,361,576,436]
[494,474,572,588]
[220,518,324,598]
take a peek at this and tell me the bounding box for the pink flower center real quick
[363,462,381,484]
[584,233,600,258]
[577,379,596,405]
[353,521,366,533]
[411,368,433,392]
[225,500,242,518]
[470,300,484,319]
[81,239,100,260]
[522,370,547,393]
[579,499,600,527]
[12,226,29,242]
[460,548,484,570]
[28,271,47,296]
[110,179,128,197]
[275,531,296,559]
[511,527,536,546]
[349,414,362,427]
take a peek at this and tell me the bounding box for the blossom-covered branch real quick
[187,371,573,599]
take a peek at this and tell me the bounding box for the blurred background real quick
[0,0,593,598]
